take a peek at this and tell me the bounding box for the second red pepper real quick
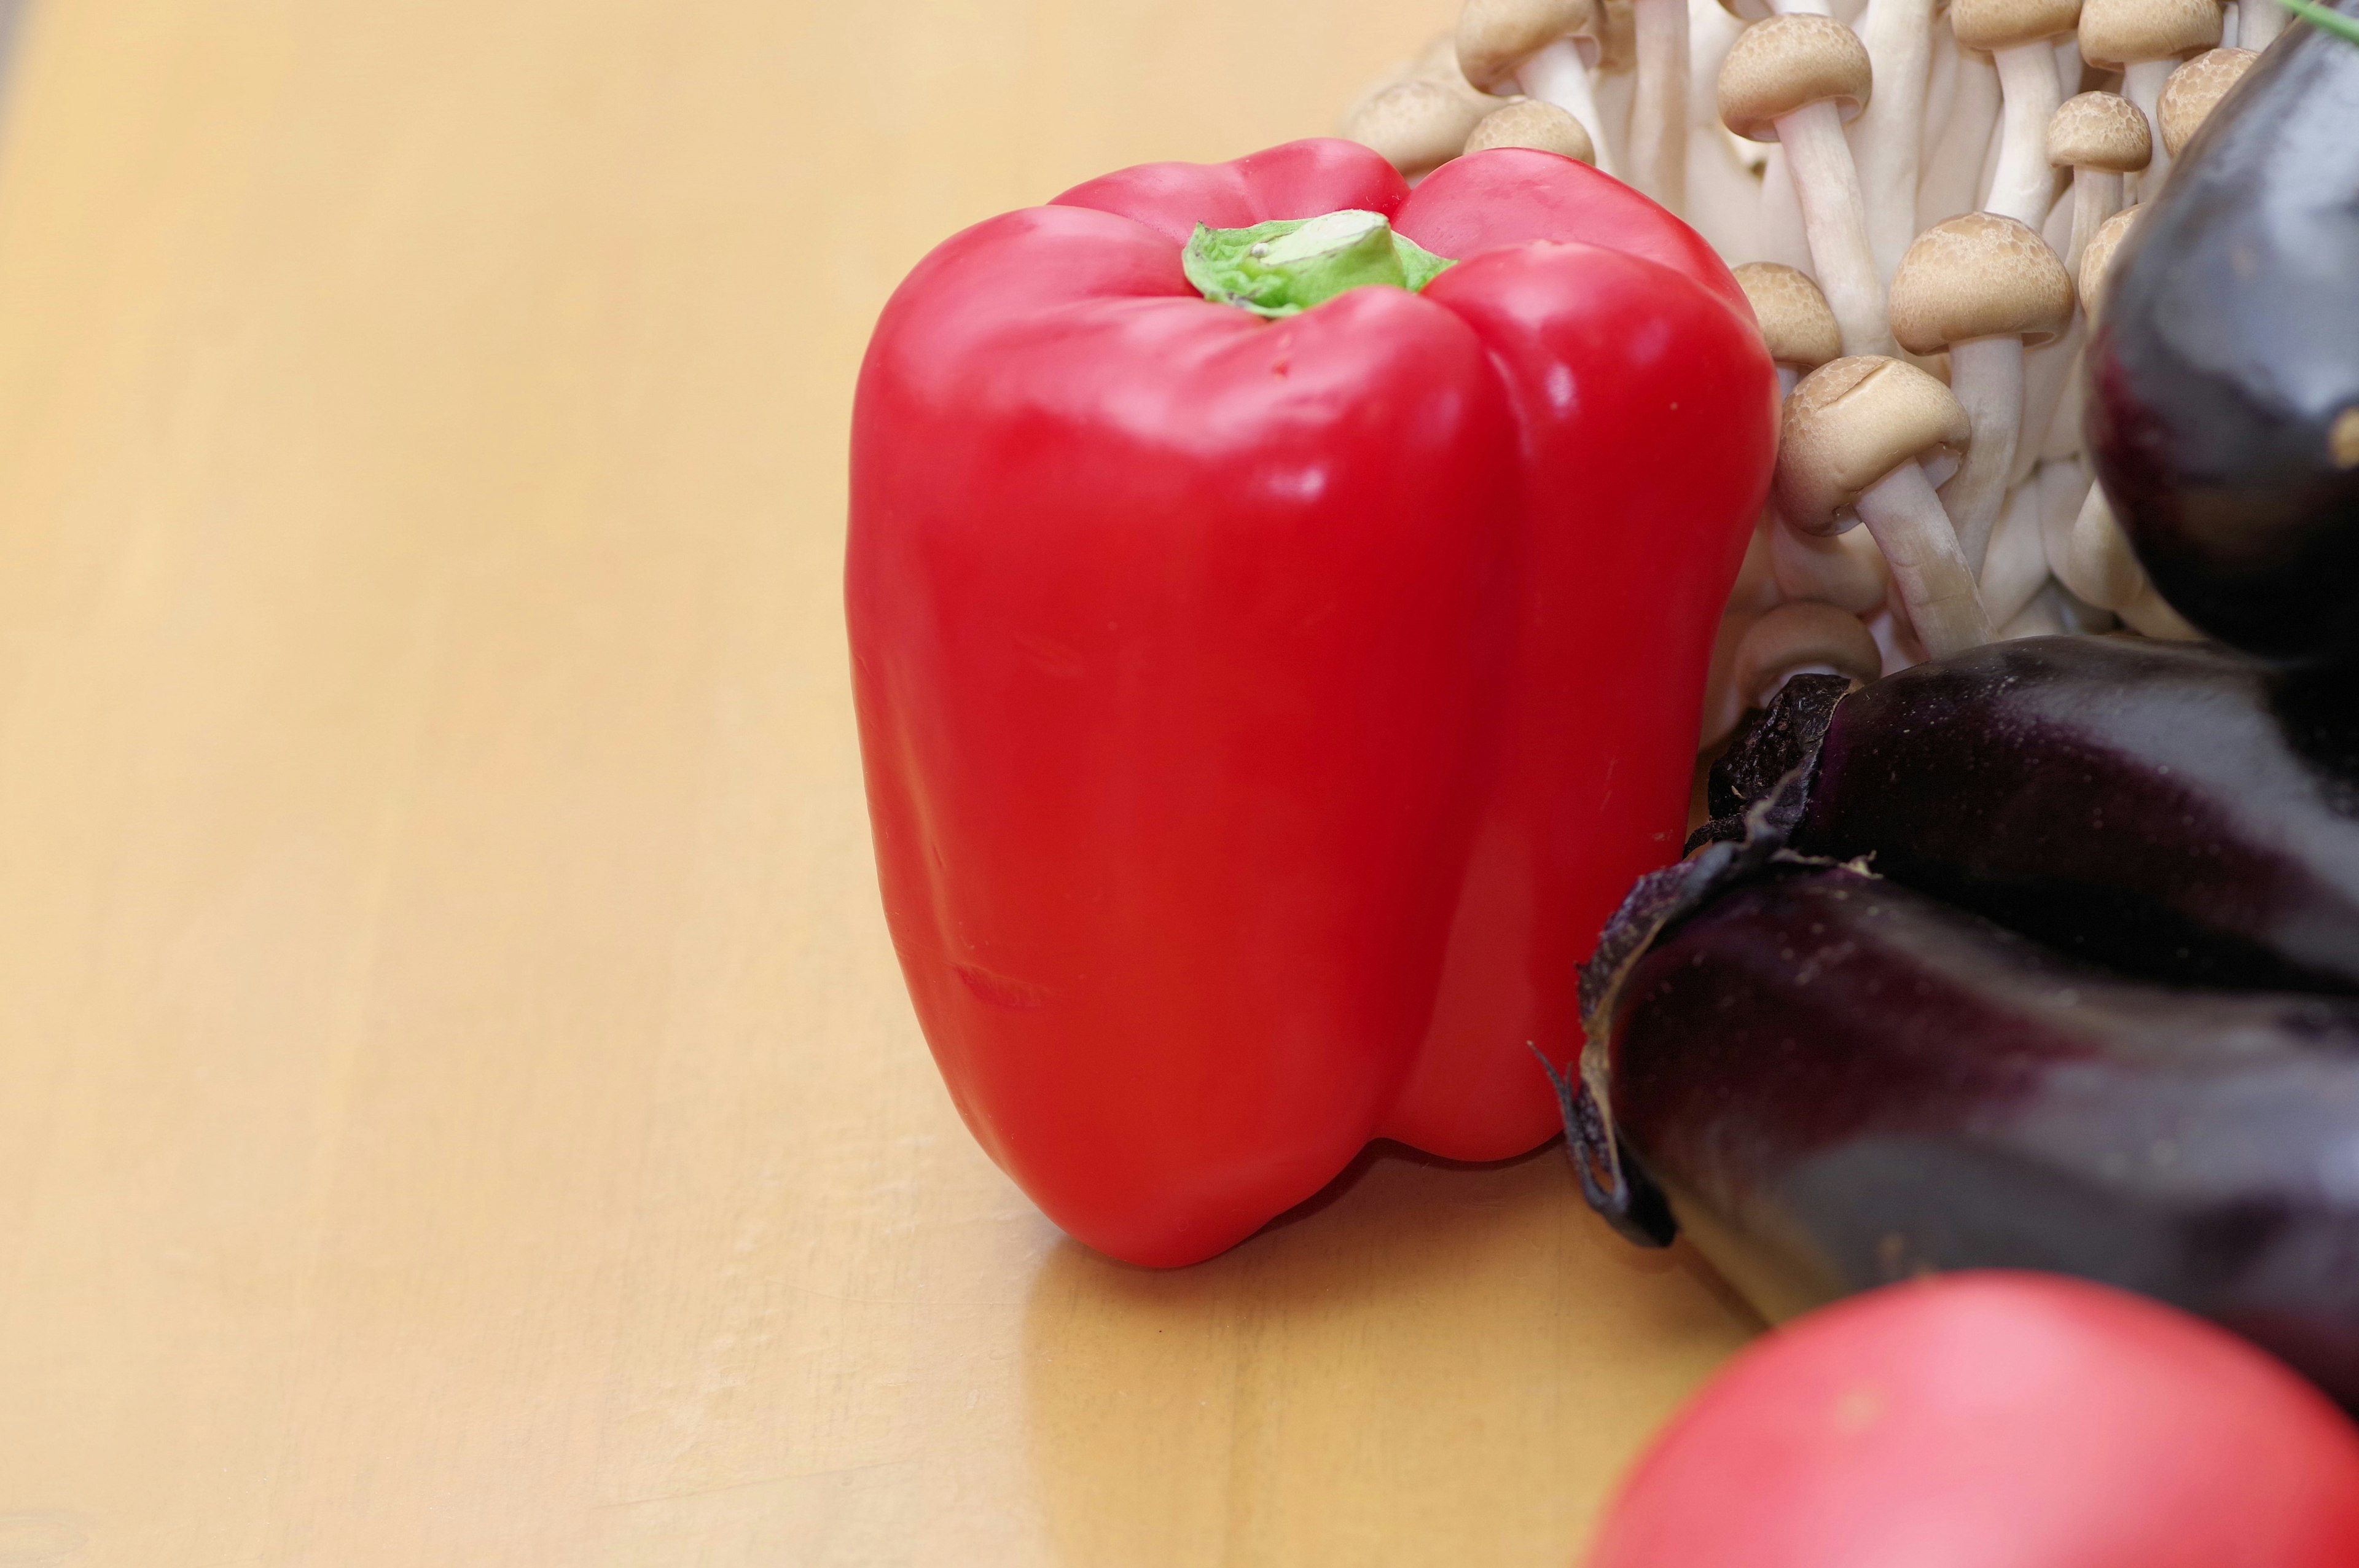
[850,139,1776,1266]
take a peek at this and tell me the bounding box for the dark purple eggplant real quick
[1698,636,2359,996]
[2086,5,2359,663]
[1592,856,2359,1406]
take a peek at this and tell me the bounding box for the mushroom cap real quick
[1458,0,1598,95]
[1345,79,1493,176]
[1718,15,1874,142]
[1953,0,2083,52]
[2079,205,2143,326]
[2078,0,2220,69]
[1888,213,2076,353]
[2159,47,2258,157]
[1465,99,1597,162]
[1732,601,1885,708]
[1733,263,1843,370]
[1777,357,1974,536]
[1715,0,1773,21]
[2047,91,2153,171]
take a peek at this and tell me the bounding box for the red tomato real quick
[1588,1271,2359,1568]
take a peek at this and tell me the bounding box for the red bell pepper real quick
[848,138,1775,1266]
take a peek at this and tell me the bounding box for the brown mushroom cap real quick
[1732,601,1885,706]
[1715,0,1774,21]
[1465,99,1597,162]
[2079,205,2143,325]
[1733,263,1844,371]
[1888,213,2076,353]
[2047,91,2153,172]
[1718,15,1875,142]
[1347,79,1494,176]
[2159,47,2258,157]
[1954,0,2084,52]
[1776,356,1974,535]
[2078,0,2220,69]
[1458,0,1598,95]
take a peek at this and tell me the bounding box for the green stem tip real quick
[2272,0,2359,45]
[1183,210,1456,319]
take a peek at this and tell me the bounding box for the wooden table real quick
[0,1,1758,1561]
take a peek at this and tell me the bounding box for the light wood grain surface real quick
[0,2,1758,1562]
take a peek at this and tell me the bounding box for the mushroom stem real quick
[1852,0,1941,281]
[2052,480,2149,609]
[2000,584,2070,637]
[1778,100,1892,354]
[1989,43,2067,227]
[1939,336,2026,573]
[2013,315,2083,488]
[1625,0,1689,208]
[1857,460,1996,657]
[2066,166,2125,274]
[1920,47,2001,228]
[1519,37,1619,175]
[2035,456,2091,583]
[2120,582,2205,638]
[2122,58,2177,196]
[1758,146,1817,271]
[1979,476,2054,626]
[2242,0,2287,50]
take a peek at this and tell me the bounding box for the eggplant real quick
[1594,856,2359,1407]
[1697,636,2359,996]
[2086,4,2359,664]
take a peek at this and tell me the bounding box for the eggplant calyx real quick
[1688,672,1848,853]
[1538,1046,1677,1247]
[1568,763,1860,1247]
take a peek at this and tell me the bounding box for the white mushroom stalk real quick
[1917,41,2001,229]
[2047,92,2150,275]
[1719,15,1893,356]
[1778,356,1994,658]
[1980,472,2055,625]
[2241,0,2287,52]
[1850,0,1942,281]
[2052,480,2150,610]
[1460,0,1621,177]
[1888,213,2076,573]
[1955,0,2084,229]
[2079,0,2223,198]
[1628,0,1692,207]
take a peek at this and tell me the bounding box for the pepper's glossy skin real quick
[1611,865,2359,1407]
[2087,4,2359,663]
[848,139,1775,1265]
[1785,636,2359,994]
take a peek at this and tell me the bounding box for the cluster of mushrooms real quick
[1344,0,2266,752]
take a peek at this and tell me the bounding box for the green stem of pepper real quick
[1183,210,1456,319]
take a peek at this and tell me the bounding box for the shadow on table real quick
[1017,1139,1760,1566]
